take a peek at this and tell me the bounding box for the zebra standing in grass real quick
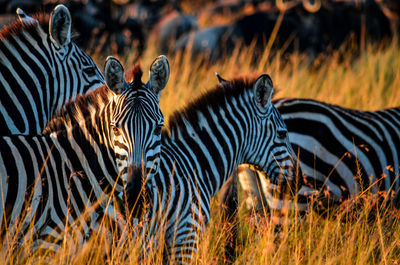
[0,5,104,135]
[125,73,298,262]
[0,55,169,251]
[220,97,400,216]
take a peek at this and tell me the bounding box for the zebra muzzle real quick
[125,165,146,207]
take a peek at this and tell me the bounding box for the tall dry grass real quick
[3,40,400,264]
[121,37,400,118]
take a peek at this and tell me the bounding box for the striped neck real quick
[163,90,255,196]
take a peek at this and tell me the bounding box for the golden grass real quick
[4,40,400,264]
[3,191,399,264]
[124,37,400,119]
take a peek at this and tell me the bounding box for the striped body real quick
[237,98,400,213]
[0,5,104,135]
[0,56,169,251]
[0,133,108,250]
[128,75,296,262]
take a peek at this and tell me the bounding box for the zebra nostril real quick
[125,165,146,208]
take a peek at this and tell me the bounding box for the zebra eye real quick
[112,126,121,136]
[277,130,287,139]
[84,66,97,77]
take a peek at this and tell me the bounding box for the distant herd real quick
[1,0,398,60]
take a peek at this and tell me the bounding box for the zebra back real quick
[234,97,400,216]
[275,98,400,201]
[0,5,104,135]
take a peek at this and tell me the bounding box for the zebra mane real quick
[166,74,261,134]
[125,63,143,83]
[0,13,49,40]
[44,85,110,133]
[125,63,144,92]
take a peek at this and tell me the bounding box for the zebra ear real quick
[49,5,71,48]
[104,56,127,94]
[148,55,169,99]
[16,8,38,25]
[215,73,228,85]
[253,74,274,110]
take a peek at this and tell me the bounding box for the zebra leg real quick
[217,172,238,263]
[218,166,270,216]
[217,166,274,262]
[237,166,270,214]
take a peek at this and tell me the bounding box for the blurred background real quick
[0,0,399,117]
[0,0,398,62]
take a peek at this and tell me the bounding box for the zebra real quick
[0,5,104,135]
[219,97,400,217]
[0,55,169,252]
[124,73,298,262]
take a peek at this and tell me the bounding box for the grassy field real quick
[3,40,400,264]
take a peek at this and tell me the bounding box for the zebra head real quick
[40,5,105,116]
[48,4,104,93]
[247,74,298,191]
[104,56,169,187]
[216,73,298,194]
[0,5,104,135]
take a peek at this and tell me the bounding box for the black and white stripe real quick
[236,98,400,214]
[126,74,296,262]
[0,5,104,135]
[0,56,169,251]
